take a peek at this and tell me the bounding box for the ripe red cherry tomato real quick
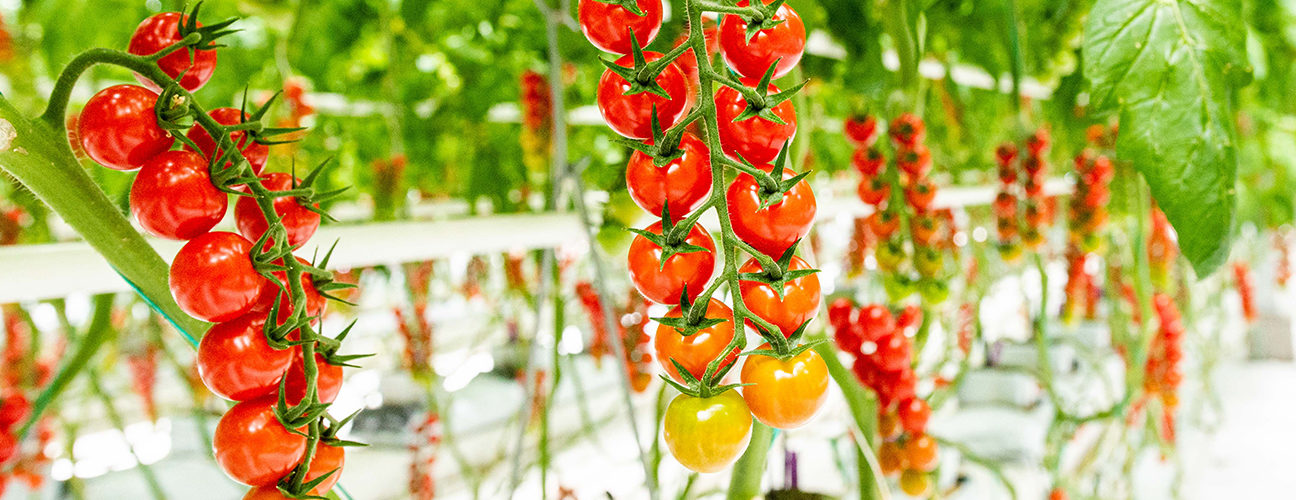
[844,116,879,147]
[578,0,663,54]
[301,442,345,495]
[187,107,269,174]
[597,52,692,140]
[871,332,912,373]
[235,173,321,249]
[213,397,306,487]
[717,0,805,79]
[827,297,855,329]
[715,81,796,165]
[727,164,816,258]
[77,85,173,171]
[856,177,890,206]
[131,150,227,240]
[198,315,294,401]
[740,346,828,429]
[169,232,268,322]
[897,397,931,435]
[626,133,712,220]
[0,394,32,430]
[128,12,217,92]
[0,432,16,465]
[738,256,821,337]
[654,299,737,382]
[663,390,752,473]
[283,351,343,405]
[627,221,716,304]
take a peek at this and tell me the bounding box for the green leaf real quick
[1083,0,1251,275]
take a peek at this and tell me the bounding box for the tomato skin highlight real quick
[726,164,816,258]
[626,133,712,220]
[627,221,717,304]
[78,85,173,171]
[718,1,805,79]
[739,347,829,429]
[131,150,227,240]
[738,255,821,337]
[714,82,797,165]
[283,352,343,405]
[654,299,737,382]
[596,52,692,140]
[663,390,752,473]
[235,173,321,249]
[169,232,268,323]
[578,0,663,54]
[213,397,307,487]
[187,107,269,174]
[197,315,294,401]
[127,12,217,92]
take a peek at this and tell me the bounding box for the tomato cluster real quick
[576,282,656,393]
[1147,205,1178,288]
[520,70,553,177]
[1061,132,1115,323]
[1232,262,1257,324]
[848,113,951,303]
[0,309,57,496]
[1142,293,1184,443]
[580,0,828,474]
[126,344,161,421]
[407,412,441,500]
[1277,233,1292,288]
[993,128,1054,261]
[828,298,939,494]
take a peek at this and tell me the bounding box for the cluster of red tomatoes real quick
[575,282,655,393]
[73,11,351,499]
[1141,293,1184,443]
[519,70,553,176]
[581,0,830,473]
[993,129,1053,261]
[849,114,951,303]
[126,343,161,421]
[407,412,441,500]
[0,393,40,496]
[1232,262,1257,324]
[827,298,938,496]
[0,311,57,495]
[394,261,436,374]
[1147,205,1178,288]
[1061,138,1115,323]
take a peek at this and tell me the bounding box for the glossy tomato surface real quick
[169,232,268,322]
[663,390,752,473]
[654,298,736,382]
[187,107,269,174]
[283,351,343,405]
[714,81,796,164]
[718,0,805,79]
[78,85,173,171]
[738,255,821,337]
[726,164,815,258]
[235,173,320,249]
[131,150,227,240]
[213,397,306,487]
[740,346,828,429]
[127,12,217,91]
[597,52,692,140]
[197,314,294,401]
[627,221,716,304]
[578,0,663,54]
[626,133,712,220]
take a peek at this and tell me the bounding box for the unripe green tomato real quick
[913,246,943,278]
[883,273,914,301]
[663,390,752,473]
[876,239,906,271]
[918,279,950,304]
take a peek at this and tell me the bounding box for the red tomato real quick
[77,85,173,171]
[715,81,797,165]
[235,173,321,249]
[896,305,923,332]
[874,367,916,407]
[301,443,345,495]
[851,147,886,176]
[888,113,925,146]
[654,299,737,382]
[198,315,295,401]
[131,150,227,240]
[627,221,716,304]
[0,432,15,465]
[252,257,326,323]
[872,333,911,372]
[867,210,901,240]
[213,397,306,487]
[578,0,663,54]
[169,232,268,322]
[738,256,821,337]
[597,52,692,140]
[283,351,343,405]
[844,116,879,147]
[717,0,805,79]
[740,346,829,429]
[905,433,939,471]
[187,107,269,174]
[995,143,1018,166]
[856,177,890,206]
[727,164,816,258]
[826,297,855,329]
[905,179,936,211]
[896,145,932,178]
[626,133,712,220]
[897,397,931,435]
[858,304,896,342]
[127,12,217,92]
[0,394,31,430]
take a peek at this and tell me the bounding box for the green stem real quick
[812,339,882,500]
[726,422,773,500]
[87,367,169,500]
[17,294,115,440]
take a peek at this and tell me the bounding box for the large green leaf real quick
[1083,0,1251,275]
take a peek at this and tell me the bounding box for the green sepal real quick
[592,0,646,17]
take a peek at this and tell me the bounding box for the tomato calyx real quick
[275,413,363,498]
[723,0,787,40]
[737,243,818,300]
[659,355,746,400]
[651,287,729,338]
[726,64,806,124]
[601,34,681,98]
[591,0,647,16]
[742,319,823,361]
[613,106,702,167]
[627,207,712,269]
[166,3,238,55]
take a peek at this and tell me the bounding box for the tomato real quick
[899,469,932,496]
[897,397,931,436]
[727,164,816,258]
[878,441,905,476]
[715,81,796,165]
[739,347,828,429]
[905,179,936,211]
[298,442,345,495]
[858,304,896,342]
[283,351,343,405]
[235,173,321,249]
[826,297,855,329]
[867,210,900,240]
[187,107,269,174]
[888,113,925,147]
[878,410,902,441]
[1049,488,1068,500]
[578,0,663,54]
[131,150,227,240]
[905,433,938,471]
[170,232,268,323]
[0,394,30,430]
[896,305,923,332]
[0,432,15,465]
[626,133,712,220]
[128,12,217,92]
[856,177,890,206]
[241,487,291,500]
[896,146,931,178]
[654,299,737,382]
[871,333,911,372]
[910,215,939,246]
[914,246,943,278]
[875,367,916,409]
[198,315,294,401]
[662,390,752,473]
[844,116,878,147]
[738,256,820,337]
[852,147,886,176]
[875,239,905,272]
[213,397,307,487]
[717,0,805,79]
[993,192,1017,218]
[627,221,716,304]
[597,52,692,140]
[77,85,173,171]
[995,143,1018,166]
